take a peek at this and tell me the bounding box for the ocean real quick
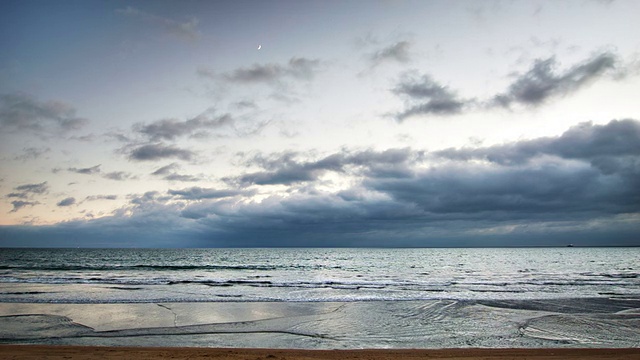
[1,247,638,303]
[0,247,639,348]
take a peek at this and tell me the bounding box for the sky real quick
[1,0,639,248]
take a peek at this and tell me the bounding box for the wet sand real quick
[2,300,640,349]
[1,345,639,360]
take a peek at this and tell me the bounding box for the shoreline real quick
[1,299,639,349]
[1,345,639,359]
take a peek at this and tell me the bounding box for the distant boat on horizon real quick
[566,244,574,247]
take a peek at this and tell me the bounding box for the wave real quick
[578,271,639,279]
[0,264,283,271]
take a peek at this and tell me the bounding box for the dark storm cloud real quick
[56,197,76,207]
[435,119,640,166]
[128,143,194,161]
[491,52,616,107]
[2,119,638,247]
[1,192,197,247]
[379,119,640,217]
[367,161,638,218]
[546,119,640,159]
[68,164,101,175]
[116,6,200,41]
[218,57,321,84]
[233,148,419,186]
[178,190,425,234]
[392,73,467,121]
[204,118,639,244]
[135,110,234,141]
[10,200,38,213]
[370,40,412,65]
[0,93,88,135]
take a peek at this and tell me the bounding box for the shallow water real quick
[0,299,639,348]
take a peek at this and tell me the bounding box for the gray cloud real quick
[229,119,640,220]
[116,6,200,41]
[105,131,132,143]
[2,119,638,247]
[214,119,640,241]
[68,165,101,175]
[152,163,180,176]
[128,143,194,161]
[371,119,640,218]
[151,163,199,182]
[68,134,96,142]
[491,52,617,107]
[85,195,118,201]
[286,57,322,79]
[163,173,200,182]
[370,40,412,65]
[65,165,134,181]
[435,119,640,166]
[0,93,88,135]
[168,187,248,200]
[392,73,467,121]
[6,182,49,200]
[135,110,234,141]
[233,100,258,109]
[15,182,48,194]
[217,57,321,84]
[13,147,50,161]
[10,200,38,213]
[367,161,637,218]
[195,67,215,80]
[103,171,135,181]
[129,191,164,206]
[232,148,419,186]
[391,52,622,121]
[56,197,76,207]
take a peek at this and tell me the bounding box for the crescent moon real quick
[258,45,262,50]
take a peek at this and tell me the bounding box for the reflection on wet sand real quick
[1,299,638,349]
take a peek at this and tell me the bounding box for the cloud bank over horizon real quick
[1,0,639,247]
[2,118,639,247]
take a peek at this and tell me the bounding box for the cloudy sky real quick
[1,0,639,247]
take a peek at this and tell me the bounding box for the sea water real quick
[0,247,638,303]
[0,247,638,348]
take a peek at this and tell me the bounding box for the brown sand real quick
[1,346,639,360]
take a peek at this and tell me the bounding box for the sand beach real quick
[2,345,640,360]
